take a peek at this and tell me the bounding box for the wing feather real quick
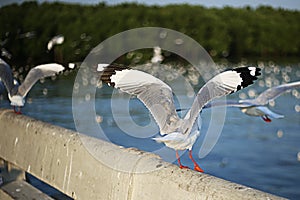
[251,81,300,105]
[0,58,14,94]
[18,63,64,97]
[98,64,180,134]
[185,67,260,131]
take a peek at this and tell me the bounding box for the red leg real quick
[13,106,22,114]
[188,150,204,172]
[176,150,189,169]
[262,115,271,122]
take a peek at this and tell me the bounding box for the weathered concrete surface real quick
[0,109,285,200]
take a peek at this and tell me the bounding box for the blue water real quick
[1,63,299,199]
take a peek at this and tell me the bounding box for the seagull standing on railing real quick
[97,64,261,172]
[0,58,64,114]
[204,81,300,122]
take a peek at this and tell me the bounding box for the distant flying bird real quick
[47,34,64,51]
[98,64,260,172]
[0,58,64,113]
[1,48,12,59]
[150,46,164,64]
[204,81,300,122]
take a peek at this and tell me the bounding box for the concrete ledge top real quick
[0,109,285,199]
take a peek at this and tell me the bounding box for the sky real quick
[1,0,300,10]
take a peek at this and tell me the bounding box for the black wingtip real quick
[98,63,129,87]
[233,66,261,92]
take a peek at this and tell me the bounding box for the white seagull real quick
[98,64,261,172]
[204,81,300,122]
[47,34,64,51]
[150,46,164,64]
[0,58,64,113]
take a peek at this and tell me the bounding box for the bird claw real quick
[179,165,189,169]
[194,165,204,173]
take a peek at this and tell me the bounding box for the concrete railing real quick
[0,109,285,199]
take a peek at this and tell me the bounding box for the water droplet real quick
[42,88,48,96]
[297,152,300,162]
[265,66,272,74]
[90,77,97,86]
[126,52,134,59]
[273,78,279,86]
[82,78,88,86]
[18,67,24,73]
[277,130,283,138]
[80,33,86,40]
[95,115,103,123]
[239,92,247,99]
[85,93,91,101]
[285,66,292,73]
[283,74,290,82]
[258,80,265,87]
[96,80,103,88]
[265,77,272,88]
[295,104,300,112]
[159,31,167,38]
[292,89,300,99]
[273,66,280,74]
[174,38,183,45]
[248,89,256,98]
[27,98,33,104]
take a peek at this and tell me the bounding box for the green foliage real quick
[0,2,299,66]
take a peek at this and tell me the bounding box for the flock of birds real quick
[1,37,299,172]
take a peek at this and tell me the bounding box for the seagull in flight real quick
[204,81,300,122]
[97,63,261,172]
[47,34,64,51]
[151,46,164,64]
[0,58,64,113]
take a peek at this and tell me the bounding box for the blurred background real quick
[0,0,299,66]
[0,0,299,199]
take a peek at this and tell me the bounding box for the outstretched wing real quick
[0,58,14,94]
[98,64,180,135]
[185,67,261,131]
[18,63,64,97]
[203,99,253,109]
[255,106,284,119]
[250,81,300,105]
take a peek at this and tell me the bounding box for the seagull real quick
[150,46,164,64]
[204,81,300,122]
[0,58,64,113]
[97,64,261,172]
[47,34,64,51]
